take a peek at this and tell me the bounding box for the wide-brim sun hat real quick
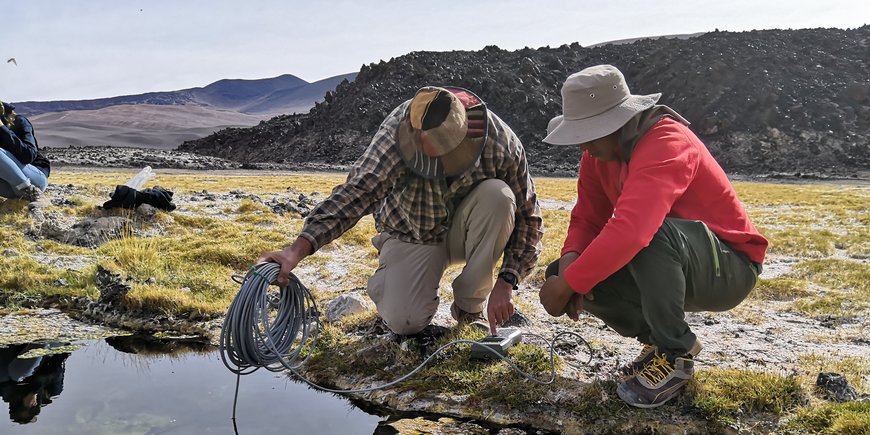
[397,86,487,179]
[546,114,564,136]
[544,64,660,146]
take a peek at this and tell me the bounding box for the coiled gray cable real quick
[220,262,320,375]
[220,263,594,397]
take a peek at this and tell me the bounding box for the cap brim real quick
[544,93,660,145]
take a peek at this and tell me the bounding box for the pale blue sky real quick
[4,0,867,102]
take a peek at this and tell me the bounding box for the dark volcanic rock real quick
[96,265,131,305]
[179,27,870,177]
[43,146,243,170]
[816,372,859,402]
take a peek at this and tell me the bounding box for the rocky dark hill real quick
[179,27,870,177]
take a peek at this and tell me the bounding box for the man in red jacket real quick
[539,65,768,408]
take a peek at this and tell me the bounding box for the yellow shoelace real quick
[639,344,655,356]
[639,354,674,385]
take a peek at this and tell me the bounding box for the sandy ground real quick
[32,104,270,149]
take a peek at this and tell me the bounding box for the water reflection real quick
[0,342,70,424]
[0,337,541,434]
[0,336,382,434]
[105,334,214,356]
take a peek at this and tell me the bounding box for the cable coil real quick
[220,262,320,375]
[220,263,595,395]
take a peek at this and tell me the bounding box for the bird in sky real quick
[6,58,16,66]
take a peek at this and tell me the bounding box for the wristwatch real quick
[497,271,519,290]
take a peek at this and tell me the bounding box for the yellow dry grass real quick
[1,170,868,433]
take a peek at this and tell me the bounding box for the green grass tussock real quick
[765,228,838,258]
[793,259,870,295]
[751,277,812,301]
[787,402,870,435]
[691,369,808,422]
[789,259,870,317]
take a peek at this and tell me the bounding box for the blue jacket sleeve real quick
[0,116,38,165]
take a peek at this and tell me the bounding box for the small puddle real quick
[0,335,383,434]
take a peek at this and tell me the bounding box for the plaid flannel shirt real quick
[300,101,542,281]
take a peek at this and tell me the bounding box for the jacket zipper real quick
[702,223,721,277]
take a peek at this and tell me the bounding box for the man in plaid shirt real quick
[258,86,542,336]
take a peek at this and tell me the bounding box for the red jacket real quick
[562,117,768,295]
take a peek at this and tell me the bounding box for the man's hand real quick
[550,252,592,320]
[563,292,595,321]
[486,279,515,335]
[539,275,575,317]
[256,237,312,286]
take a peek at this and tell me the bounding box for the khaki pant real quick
[367,179,516,335]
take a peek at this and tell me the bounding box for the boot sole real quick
[616,383,680,409]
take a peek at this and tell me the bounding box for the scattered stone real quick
[145,277,157,284]
[29,209,131,248]
[68,216,131,247]
[818,315,846,329]
[53,279,68,287]
[136,203,158,220]
[816,372,858,402]
[2,249,18,257]
[325,293,374,322]
[702,317,720,325]
[200,190,217,201]
[229,190,261,202]
[265,191,322,216]
[50,197,78,207]
[96,265,131,305]
[41,146,243,171]
[376,416,489,434]
[503,310,530,327]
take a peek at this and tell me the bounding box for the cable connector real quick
[470,327,523,360]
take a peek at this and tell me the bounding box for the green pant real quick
[547,217,759,355]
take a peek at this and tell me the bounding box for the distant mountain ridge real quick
[14,73,356,117]
[13,72,357,148]
[586,32,705,47]
[179,27,870,176]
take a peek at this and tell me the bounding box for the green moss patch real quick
[787,402,870,435]
[691,369,807,423]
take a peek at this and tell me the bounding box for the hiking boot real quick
[450,303,489,332]
[18,184,42,202]
[617,354,694,408]
[619,343,657,376]
[618,338,703,376]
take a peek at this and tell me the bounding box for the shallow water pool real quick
[0,336,382,434]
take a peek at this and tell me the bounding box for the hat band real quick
[564,94,630,121]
